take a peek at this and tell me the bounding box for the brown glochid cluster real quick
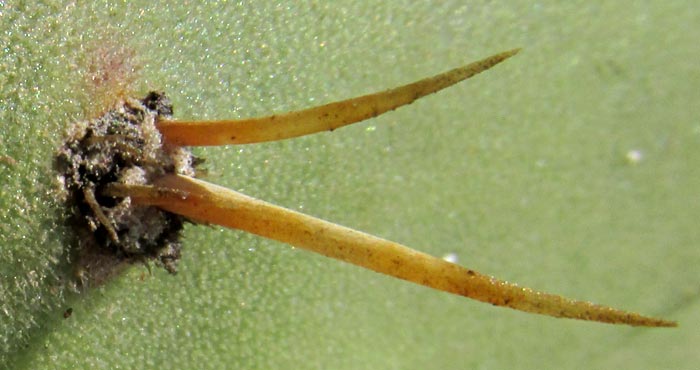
[56,92,196,286]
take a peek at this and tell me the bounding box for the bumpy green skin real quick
[56,92,194,285]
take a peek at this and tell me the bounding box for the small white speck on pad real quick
[442,253,458,263]
[625,149,643,165]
